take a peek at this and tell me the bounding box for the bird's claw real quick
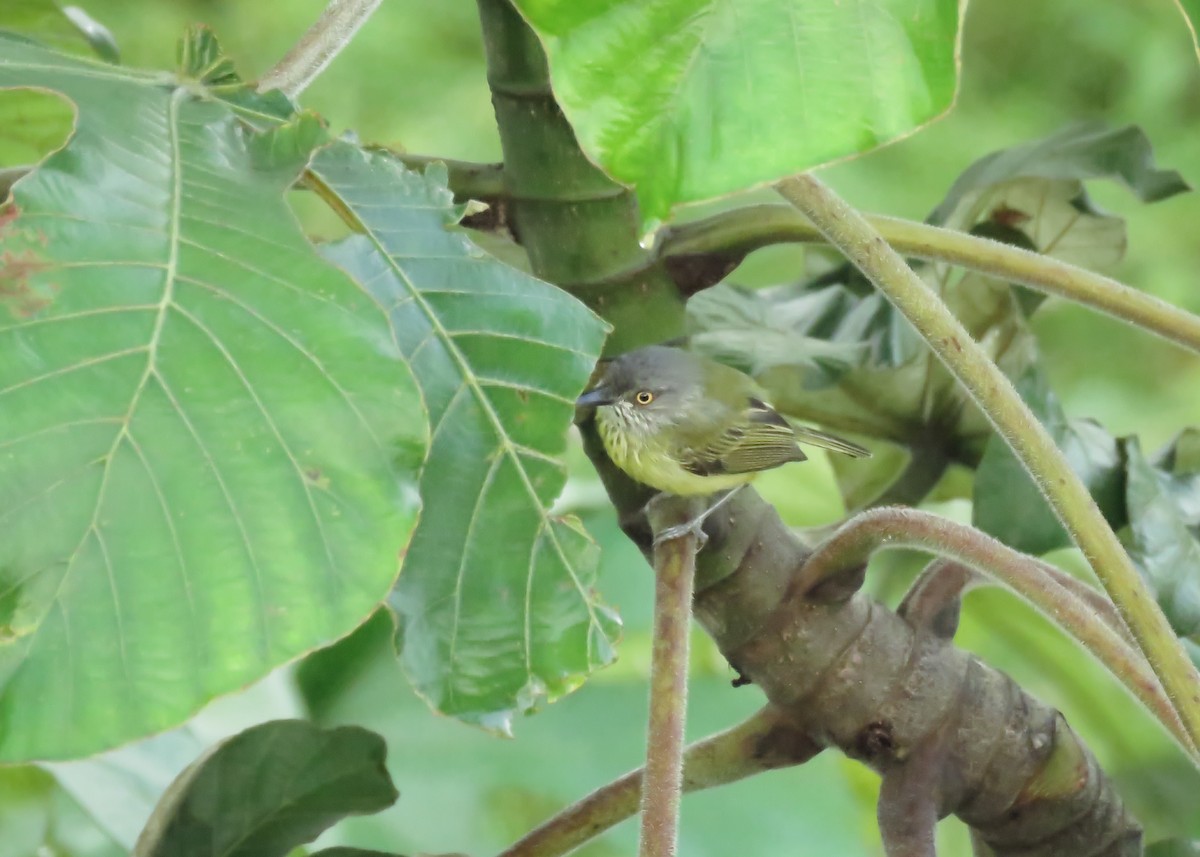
[652,518,709,551]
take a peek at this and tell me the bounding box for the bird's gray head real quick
[576,346,704,438]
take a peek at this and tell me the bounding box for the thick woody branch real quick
[793,507,1193,757]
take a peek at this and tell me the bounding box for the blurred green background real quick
[3,0,1200,854]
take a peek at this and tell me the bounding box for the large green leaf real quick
[512,0,963,229]
[133,720,398,857]
[973,371,1125,555]
[0,35,424,761]
[1123,431,1200,640]
[309,145,618,733]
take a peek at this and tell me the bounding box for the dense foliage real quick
[2,0,1199,855]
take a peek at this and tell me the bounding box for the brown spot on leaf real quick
[0,205,56,318]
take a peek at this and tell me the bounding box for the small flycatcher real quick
[577,346,870,509]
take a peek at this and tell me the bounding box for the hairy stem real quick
[776,172,1200,754]
[795,506,1195,758]
[496,707,818,857]
[257,0,382,99]
[662,203,1200,356]
[638,497,704,857]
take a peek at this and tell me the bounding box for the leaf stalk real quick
[661,203,1200,357]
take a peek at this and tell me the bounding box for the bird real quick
[576,345,869,542]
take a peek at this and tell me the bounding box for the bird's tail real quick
[790,425,872,458]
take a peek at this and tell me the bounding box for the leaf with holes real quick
[511,0,963,229]
[310,143,617,734]
[0,34,424,762]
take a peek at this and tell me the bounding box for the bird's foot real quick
[652,517,710,551]
[650,486,745,551]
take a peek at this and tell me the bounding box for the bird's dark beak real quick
[576,387,615,407]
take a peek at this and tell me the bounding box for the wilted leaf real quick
[0,35,424,761]
[1123,431,1200,639]
[309,144,619,734]
[973,370,1125,555]
[512,0,963,229]
[133,720,397,857]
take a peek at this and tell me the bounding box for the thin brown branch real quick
[496,707,818,857]
[638,496,703,857]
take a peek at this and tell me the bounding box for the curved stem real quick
[257,0,383,99]
[795,506,1195,759]
[777,172,1200,753]
[662,203,1200,357]
[496,707,818,857]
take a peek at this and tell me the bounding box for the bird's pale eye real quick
[634,390,654,405]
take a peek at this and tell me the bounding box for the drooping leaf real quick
[309,144,618,734]
[973,370,1125,555]
[0,0,119,62]
[133,720,398,857]
[0,34,425,761]
[512,0,963,229]
[1123,431,1200,639]
[930,123,1190,224]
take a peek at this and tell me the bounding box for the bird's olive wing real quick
[681,399,806,476]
